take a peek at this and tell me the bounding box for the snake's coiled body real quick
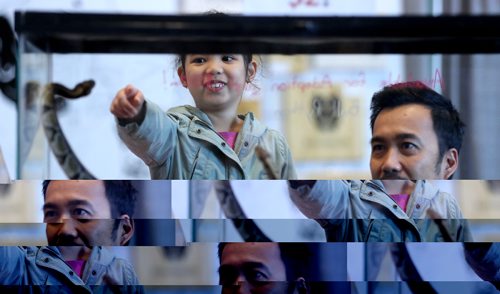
[42,80,96,179]
[213,181,271,242]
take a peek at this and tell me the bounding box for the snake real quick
[389,243,437,294]
[0,16,17,103]
[42,80,96,179]
[197,146,278,242]
[212,180,271,242]
[1,18,92,175]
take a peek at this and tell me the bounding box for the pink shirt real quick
[66,260,86,278]
[389,194,410,212]
[219,132,238,149]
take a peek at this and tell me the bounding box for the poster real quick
[284,83,363,161]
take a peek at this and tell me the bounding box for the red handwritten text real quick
[289,0,329,9]
[380,68,445,91]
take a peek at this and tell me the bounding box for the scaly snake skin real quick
[42,80,96,179]
[390,243,437,293]
[213,180,271,242]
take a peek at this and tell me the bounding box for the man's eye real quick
[72,208,90,217]
[401,142,418,150]
[400,142,419,155]
[219,270,237,285]
[44,211,57,220]
[247,270,268,282]
[372,144,385,152]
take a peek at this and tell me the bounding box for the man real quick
[0,180,143,293]
[290,82,470,242]
[218,242,349,294]
[369,81,462,181]
[289,82,498,290]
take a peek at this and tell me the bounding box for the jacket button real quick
[221,142,226,147]
[196,129,201,134]
[416,204,421,209]
[368,191,373,196]
[44,258,49,262]
[393,204,398,209]
[92,270,97,276]
[244,142,249,147]
[69,271,74,276]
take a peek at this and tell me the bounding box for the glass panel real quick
[17,36,50,179]
[0,147,10,182]
[14,52,500,179]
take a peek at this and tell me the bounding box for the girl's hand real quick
[110,84,145,119]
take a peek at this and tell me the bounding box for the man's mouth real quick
[380,174,408,180]
[54,238,84,246]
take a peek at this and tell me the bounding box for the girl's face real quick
[177,54,256,113]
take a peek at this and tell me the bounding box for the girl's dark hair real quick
[175,11,259,91]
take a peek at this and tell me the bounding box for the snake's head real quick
[78,80,96,95]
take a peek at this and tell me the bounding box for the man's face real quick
[370,104,455,180]
[219,243,289,294]
[43,180,126,248]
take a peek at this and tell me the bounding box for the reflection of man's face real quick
[219,243,289,294]
[43,180,125,251]
[370,104,453,180]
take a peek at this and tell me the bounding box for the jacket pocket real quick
[365,218,380,242]
[364,210,379,242]
[189,147,202,179]
[364,208,398,242]
[189,147,221,179]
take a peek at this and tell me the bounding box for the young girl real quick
[110,54,297,179]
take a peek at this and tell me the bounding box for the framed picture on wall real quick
[134,245,217,286]
[284,83,364,161]
[459,180,500,219]
[458,180,500,241]
[0,182,46,245]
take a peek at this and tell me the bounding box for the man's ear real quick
[177,67,188,88]
[118,215,134,246]
[441,148,459,179]
[294,277,308,294]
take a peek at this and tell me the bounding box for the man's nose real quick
[222,283,250,294]
[235,281,251,294]
[381,148,403,174]
[56,218,79,238]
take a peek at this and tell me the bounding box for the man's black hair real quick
[370,81,465,166]
[42,180,137,218]
[218,243,317,282]
[42,180,137,243]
